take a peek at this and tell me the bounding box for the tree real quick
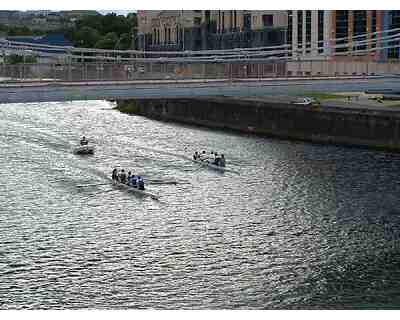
[5,54,37,64]
[117,33,133,50]
[95,32,118,49]
[64,12,138,49]
[74,26,101,47]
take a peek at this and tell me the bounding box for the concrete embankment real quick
[115,97,400,151]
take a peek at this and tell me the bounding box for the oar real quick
[76,183,109,187]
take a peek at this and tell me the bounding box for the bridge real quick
[1,30,400,104]
[2,76,400,104]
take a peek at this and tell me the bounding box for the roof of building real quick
[6,33,73,47]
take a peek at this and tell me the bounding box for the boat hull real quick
[191,158,239,174]
[73,145,95,155]
[111,179,159,200]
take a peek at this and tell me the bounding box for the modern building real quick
[136,10,288,51]
[288,10,400,61]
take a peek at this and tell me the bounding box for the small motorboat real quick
[73,145,95,155]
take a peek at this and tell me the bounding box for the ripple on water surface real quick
[1,100,400,309]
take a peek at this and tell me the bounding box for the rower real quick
[219,154,226,167]
[80,136,88,146]
[138,176,145,190]
[214,152,221,166]
[193,151,199,160]
[112,168,118,181]
[199,150,207,161]
[127,171,132,185]
[119,169,127,184]
[130,175,138,188]
[209,151,216,164]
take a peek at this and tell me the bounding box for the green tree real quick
[7,26,34,36]
[117,32,133,50]
[5,54,37,64]
[75,26,101,47]
[76,15,103,33]
[64,12,137,49]
[95,32,118,49]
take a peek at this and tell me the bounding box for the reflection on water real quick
[1,100,400,309]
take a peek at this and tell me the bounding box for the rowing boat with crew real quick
[191,150,240,174]
[111,178,159,200]
[111,168,159,200]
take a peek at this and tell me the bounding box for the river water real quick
[1,100,400,309]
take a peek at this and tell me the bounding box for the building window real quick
[318,10,324,53]
[234,10,237,30]
[297,11,303,49]
[222,12,225,33]
[262,14,273,27]
[194,17,201,25]
[371,11,376,49]
[353,10,367,51]
[388,10,400,59]
[244,13,251,31]
[306,10,311,50]
[335,10,348,53]
[288,10,292,46]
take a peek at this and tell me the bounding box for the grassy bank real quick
[302,92,346,101]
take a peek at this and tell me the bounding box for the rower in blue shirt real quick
[138,176,145,190]
[130,175,137,188]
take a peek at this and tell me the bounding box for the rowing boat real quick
[111,179,159,200]
[73,145,95,155]
[191,158,240,174]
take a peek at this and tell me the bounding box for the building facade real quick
[136,10,288,51]
[137,10,203,51]
[288,10,400,61]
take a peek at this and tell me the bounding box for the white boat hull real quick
[111,179,159,200]
[73,145,95,155]
[191,158,239,174]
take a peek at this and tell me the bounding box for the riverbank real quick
[115,96,400,152]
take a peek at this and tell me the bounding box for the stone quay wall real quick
[116,98,400,151]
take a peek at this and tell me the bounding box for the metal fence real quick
[0,59,399,82]
[0,61,288,82]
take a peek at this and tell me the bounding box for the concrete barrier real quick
[117,97,400,152]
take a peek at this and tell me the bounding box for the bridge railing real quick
[0,59,399,83]
[0,60,289,82]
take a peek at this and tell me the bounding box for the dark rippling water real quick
[1,100,400,309]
